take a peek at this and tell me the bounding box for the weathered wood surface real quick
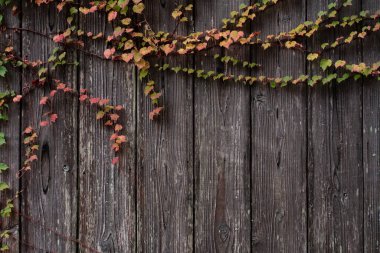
[21,2,78,252]
[0,4,20,252]
[363,0,380,252]
[308,1,363,252]
[78,2,136,252]
[194,0,251,252]
[251,0,307,252]
[1,0,380,252]
[137,1,194,252]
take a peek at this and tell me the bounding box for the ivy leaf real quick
[322,73,337,84]
[320,59,332,71]
[0,65,7,77]
[0,132,5,146]
[132,3,145,14]
[0,163,8,172]
[307,53,319,61]
[0,182,9,191]
[172,10,182,19]
[149,107,164,120]
[335,60,346,68]
[337,73,350,83]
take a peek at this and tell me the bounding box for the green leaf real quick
[322,73,337,84]
[0,182,9,191]
[337,73,350,83]
[320,59,332,71]
[0,244,9,251]
[0,132,5,146]
[0,65,7,77]
[139,69,149,80]
[0,163,8,172]
[239,3,247,10]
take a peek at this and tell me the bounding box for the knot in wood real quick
[218,223,230,242]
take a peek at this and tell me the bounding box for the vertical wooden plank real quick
[78,7,136,253]
[21,2,78,252]
[307,0,363,252]
[0,3,20,252]
[251,0,307,252]
[137,1,194,252]
[362,0,380,252]
[194,1,251,252]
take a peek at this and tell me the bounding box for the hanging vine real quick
[0,0,379,250]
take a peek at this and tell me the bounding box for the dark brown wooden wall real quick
[0,0,379,252]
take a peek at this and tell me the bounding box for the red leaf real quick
[40,121,49,127]
[29,155,38,161]
[50,114,58,122]
[104,48,115,59]
[112,157,119,165]
[53,34,65,43]
[109,113,120,122]
[79,94,88,102]
[64,87,73,93]
[80,88,87,93]
[98,99,110,106]
[110,133,118,140]
[24,126,33,134]
[49,90,57,97]
[114,105,123,111]
[108,11,117,22]
[39,97,48,105]
[89,97,100,104]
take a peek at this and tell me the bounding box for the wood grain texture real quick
[78,6,136,253]
[20,2,78,252]
[362,0,380,252]
[0,4,20,252]
[307,0,363,252]
[194,1,251,252]
[137,1,194,252]
[251,0,307,252]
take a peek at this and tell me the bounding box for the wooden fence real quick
[0,0,379,252]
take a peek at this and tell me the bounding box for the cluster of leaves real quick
[0,90,14,252]
[0,0,380,250]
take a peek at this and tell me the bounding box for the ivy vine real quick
[0,0,379,250]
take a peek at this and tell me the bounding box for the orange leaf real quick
[161,44,176,55]
[149,107,164,120]
[115,124,123,132]
[110,113,120,122]
[121,53,134,63]
[98,99,110,106]
[13,95,22,103]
